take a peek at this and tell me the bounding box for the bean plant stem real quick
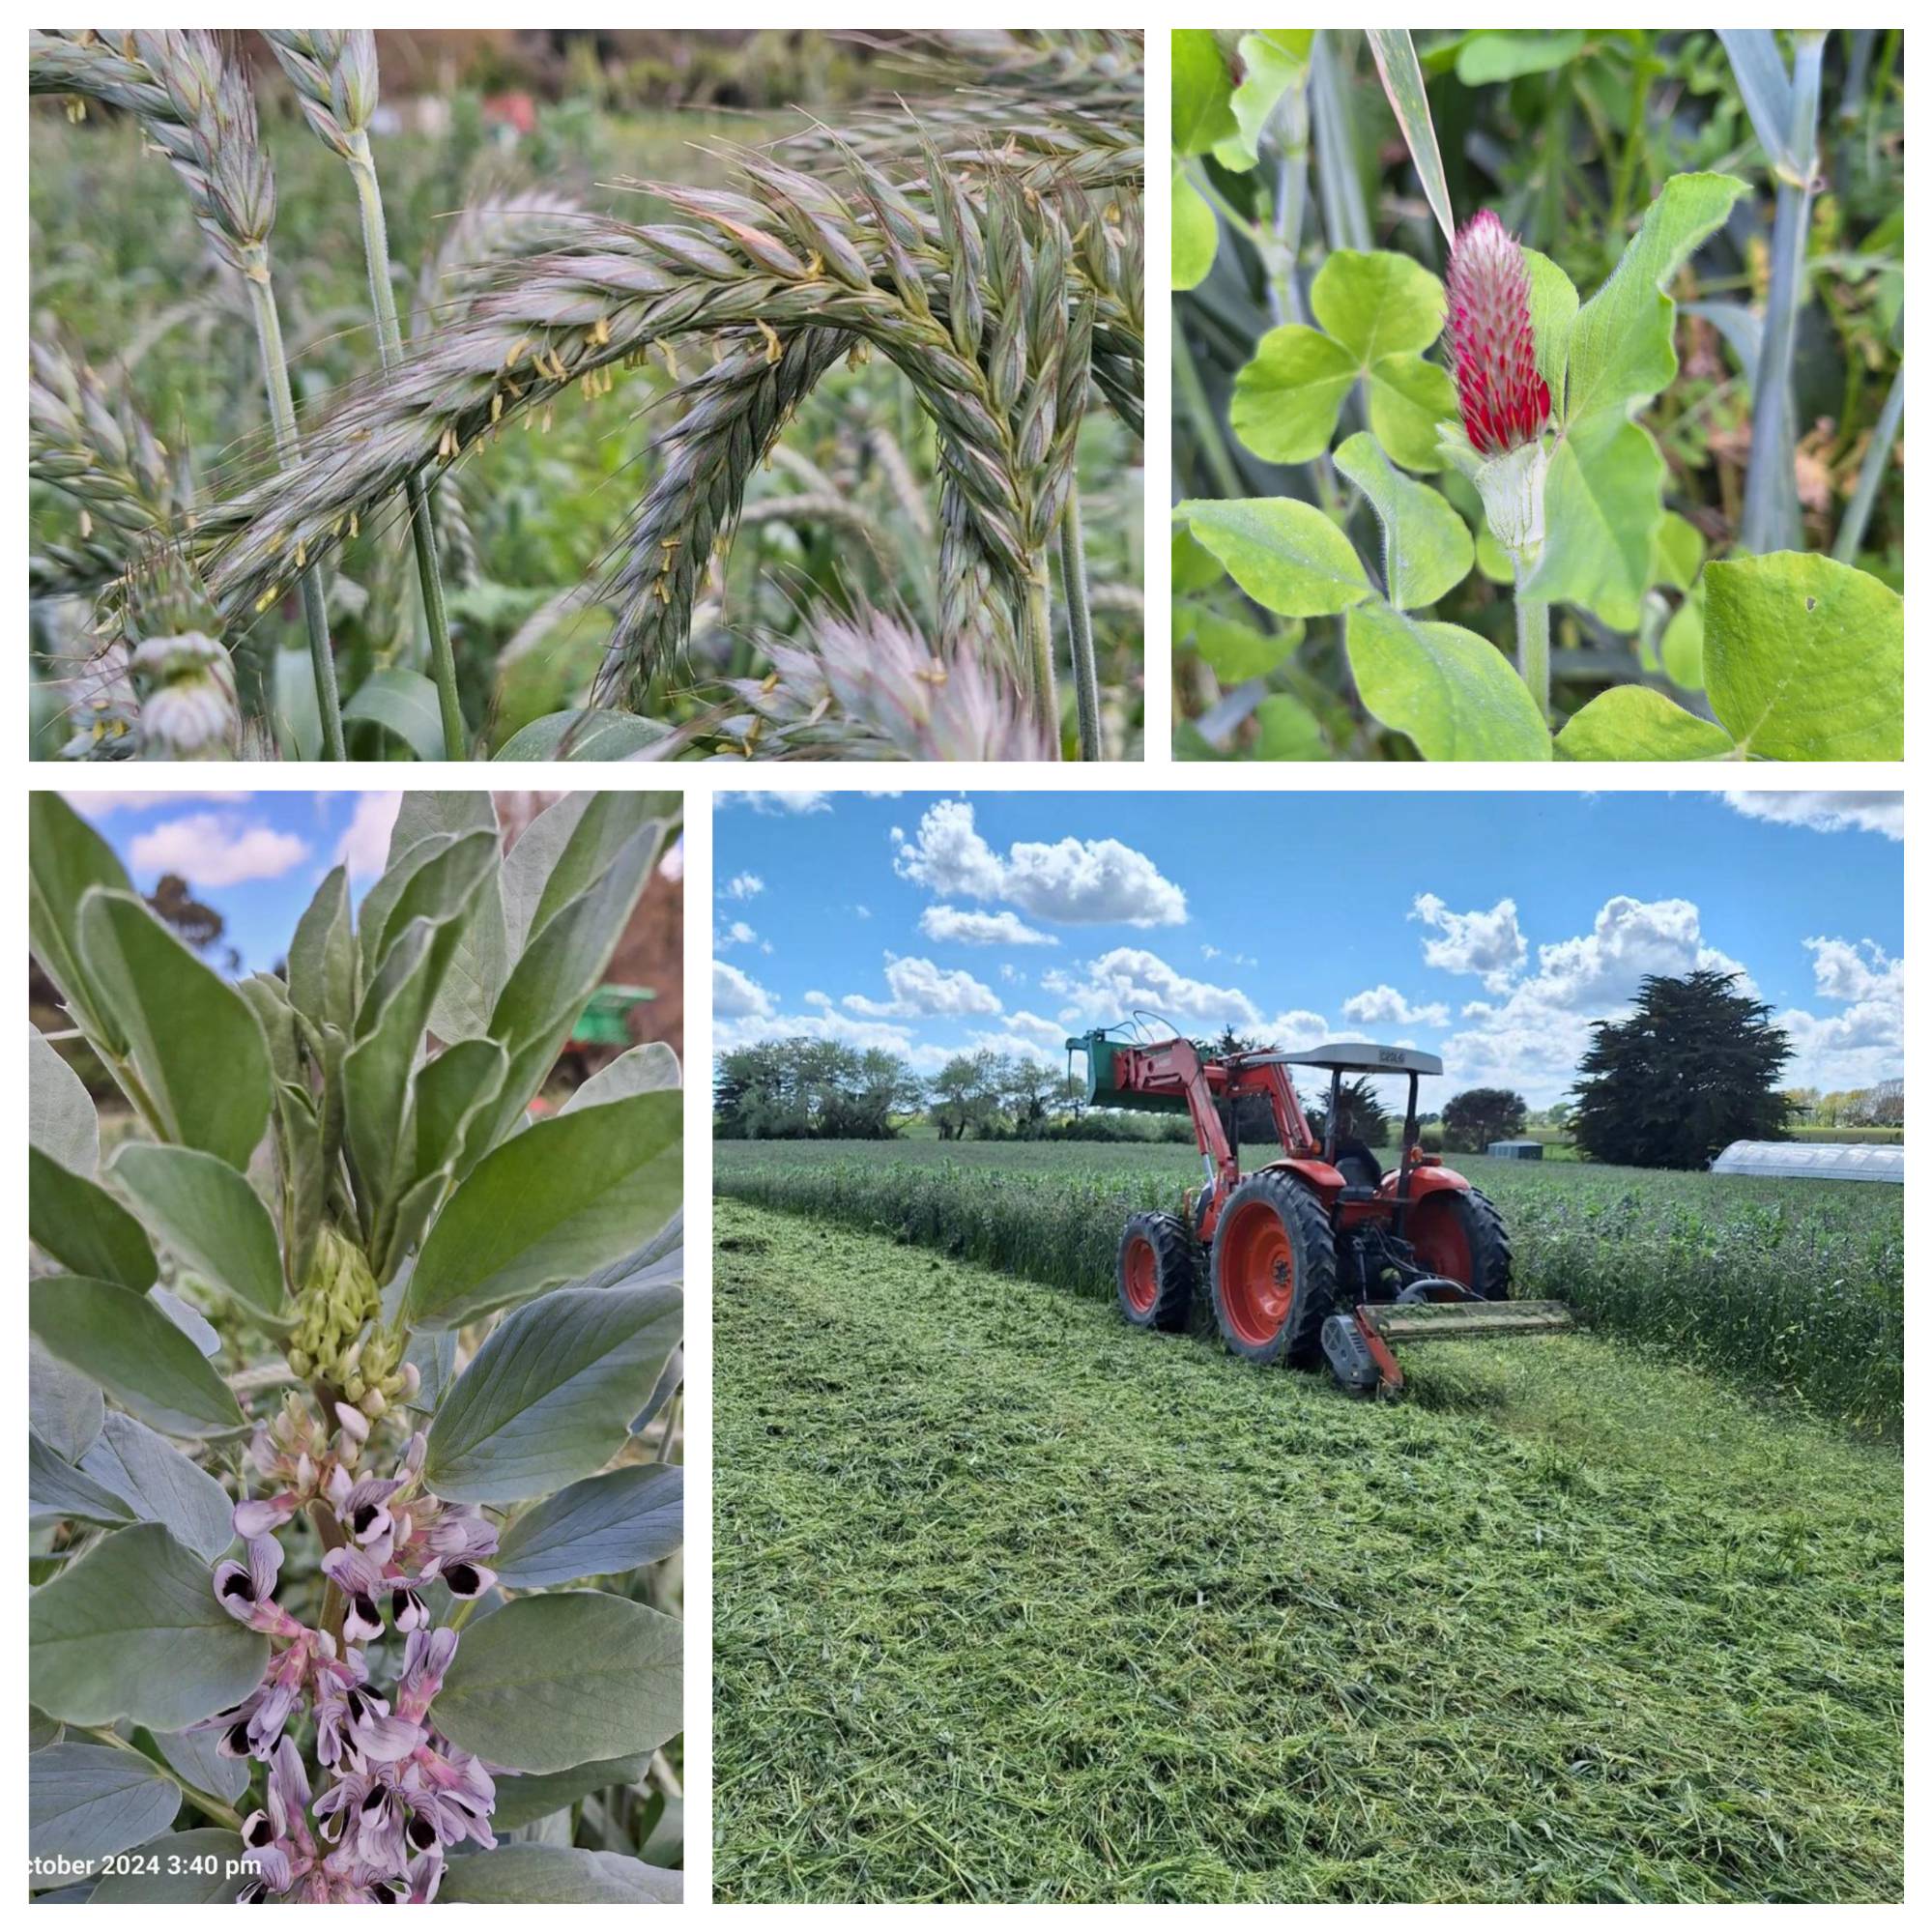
[80,1725,244,1832]
[1832,367,1903,563]
[346,132,466,761]
[1514,562,1551,724]
[1059,484,1102,762]
[241,254,345,761]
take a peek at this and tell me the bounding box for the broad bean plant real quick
[28,790,684,1903]
[1172,30,1904,762]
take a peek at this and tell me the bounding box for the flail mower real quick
[1069,1027,1572,1396]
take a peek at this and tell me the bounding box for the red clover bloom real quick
[1445,210,1551,456]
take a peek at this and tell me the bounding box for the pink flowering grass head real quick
[1445,209,1551,455]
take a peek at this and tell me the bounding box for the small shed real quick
[1711,1140,1904,1184]
[1487,1139,1543,1161]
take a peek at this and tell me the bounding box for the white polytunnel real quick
[1710,1140,1904,1183]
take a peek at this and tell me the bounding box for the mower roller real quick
[1072,1027,1572,1397]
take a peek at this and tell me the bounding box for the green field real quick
[714,1141,1903,1434]
[712,1197,1903,1902]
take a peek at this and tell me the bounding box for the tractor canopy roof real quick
[1249,1042,1445,1077]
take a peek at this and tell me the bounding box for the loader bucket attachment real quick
[1322,1296,1573,1396]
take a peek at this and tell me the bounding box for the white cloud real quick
[129,812,311,888]
[892,799,1185,926]
[1341,984,1451,1029]
[1438,895,1752,1104]
[1050,946,1261,1031]
[724,872,764,901]
[1201,943,1256,967]
[1777,938,1905,1092]
[334,793,403,883]
[731,790,830,816]
[1000,1009,1070,1048]
[1267,1009,1332,1052]
[1409,894,1526,992]
[1722,793,1904,841]
[716,920,758,952]
[713,961,773,1020]
[919,905,1057,947]
[844,954,1002,1020]
[64,792,232,820]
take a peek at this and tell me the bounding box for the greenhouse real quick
[1711,1140,1904,1183]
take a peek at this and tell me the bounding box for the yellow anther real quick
[589,315,611,347]
[490,391,504,424]
[755,319,782,364]
[255,585,283,614]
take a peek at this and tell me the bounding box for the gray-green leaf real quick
[494,1463,683,1588]
[29,1147,157,1290]
[438,1846,681,1903]
[79,1412,236,1565]
[29,1743,181,1873]
[30,1027,101,1175]
[109,1142,285,1315]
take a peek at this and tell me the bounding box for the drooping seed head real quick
[1445,210,1550,456]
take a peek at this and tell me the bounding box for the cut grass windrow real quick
[713,1143,1902,1437]
[712,1200,1903,1903]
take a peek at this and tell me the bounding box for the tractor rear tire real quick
[1116,1212,1197,1332]
[1209,1171,1339,1369]
[1405,1185,1513,1300]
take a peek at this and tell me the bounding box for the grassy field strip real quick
[712,1200,1902,1902]
[714,1144,1902,1435]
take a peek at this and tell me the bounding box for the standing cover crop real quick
[1172,30,1904,761]
[28,791,685,1904]
[28,29,1145,763]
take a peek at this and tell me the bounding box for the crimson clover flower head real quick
[1446,210,1551,456]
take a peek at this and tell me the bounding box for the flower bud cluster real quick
[285,1227,414,1425]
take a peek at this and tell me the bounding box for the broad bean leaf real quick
[109,1143,284,1315]
[74,888,271,1170]
[1703,552,1904,760]
[406,1091,681,1328]
[1333,432,1473,609]
[30,1433,138,1529]
[490,1754,655,1832]
[30,1277,245,1437]
[425,1284,681,1502]
[28,793,133,1053]
[31,1341,103,1463]
[30,1027,100,1174]
[1345,601,1553,761]
[435,1591,681,1773]
[1556,686,1736,760]
[29,1743,181,1873]
[386,793,508,1042]
[1177,499,1372,617]
[79,1412,236,1565]
[502,791,677,963]
[154,1725,250,1804]
[89,1830,252,1903]
[438,1846,681,1903]
[493,1463,684,1588]
[559,1041,682,1112]
[29,1524,266,1731]
[29,1147,156,1290]
[286,864,356,1036]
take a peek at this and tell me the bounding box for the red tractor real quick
[1071,1028,1571,1396]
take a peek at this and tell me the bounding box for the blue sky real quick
[714,791,1904,1105]
[65,792,402,973]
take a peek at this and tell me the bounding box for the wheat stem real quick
[1021,568,1060,756]
[1057,483,1102,761]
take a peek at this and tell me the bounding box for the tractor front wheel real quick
[1404,1186,1513,1300]
[1116,1212,1197,1332]
[1209,1171,1338,1368]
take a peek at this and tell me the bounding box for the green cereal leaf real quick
[1556,686,1737,761]
[1345,601,1553,760]
[1565,173,1749,424]
[1176,499,1372,618]
[1310,250,1446,363]
[1228,325,1358,462]
[1367,31,1454,245]
[1703,553,1904,760]
[1333,432,1473,609]
[342,665,447,762]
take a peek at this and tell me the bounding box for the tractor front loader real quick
[1070,1028,1572,1396]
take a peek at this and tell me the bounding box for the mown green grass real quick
[714,1142,1902,1436]
[711,1200,1902,1903]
